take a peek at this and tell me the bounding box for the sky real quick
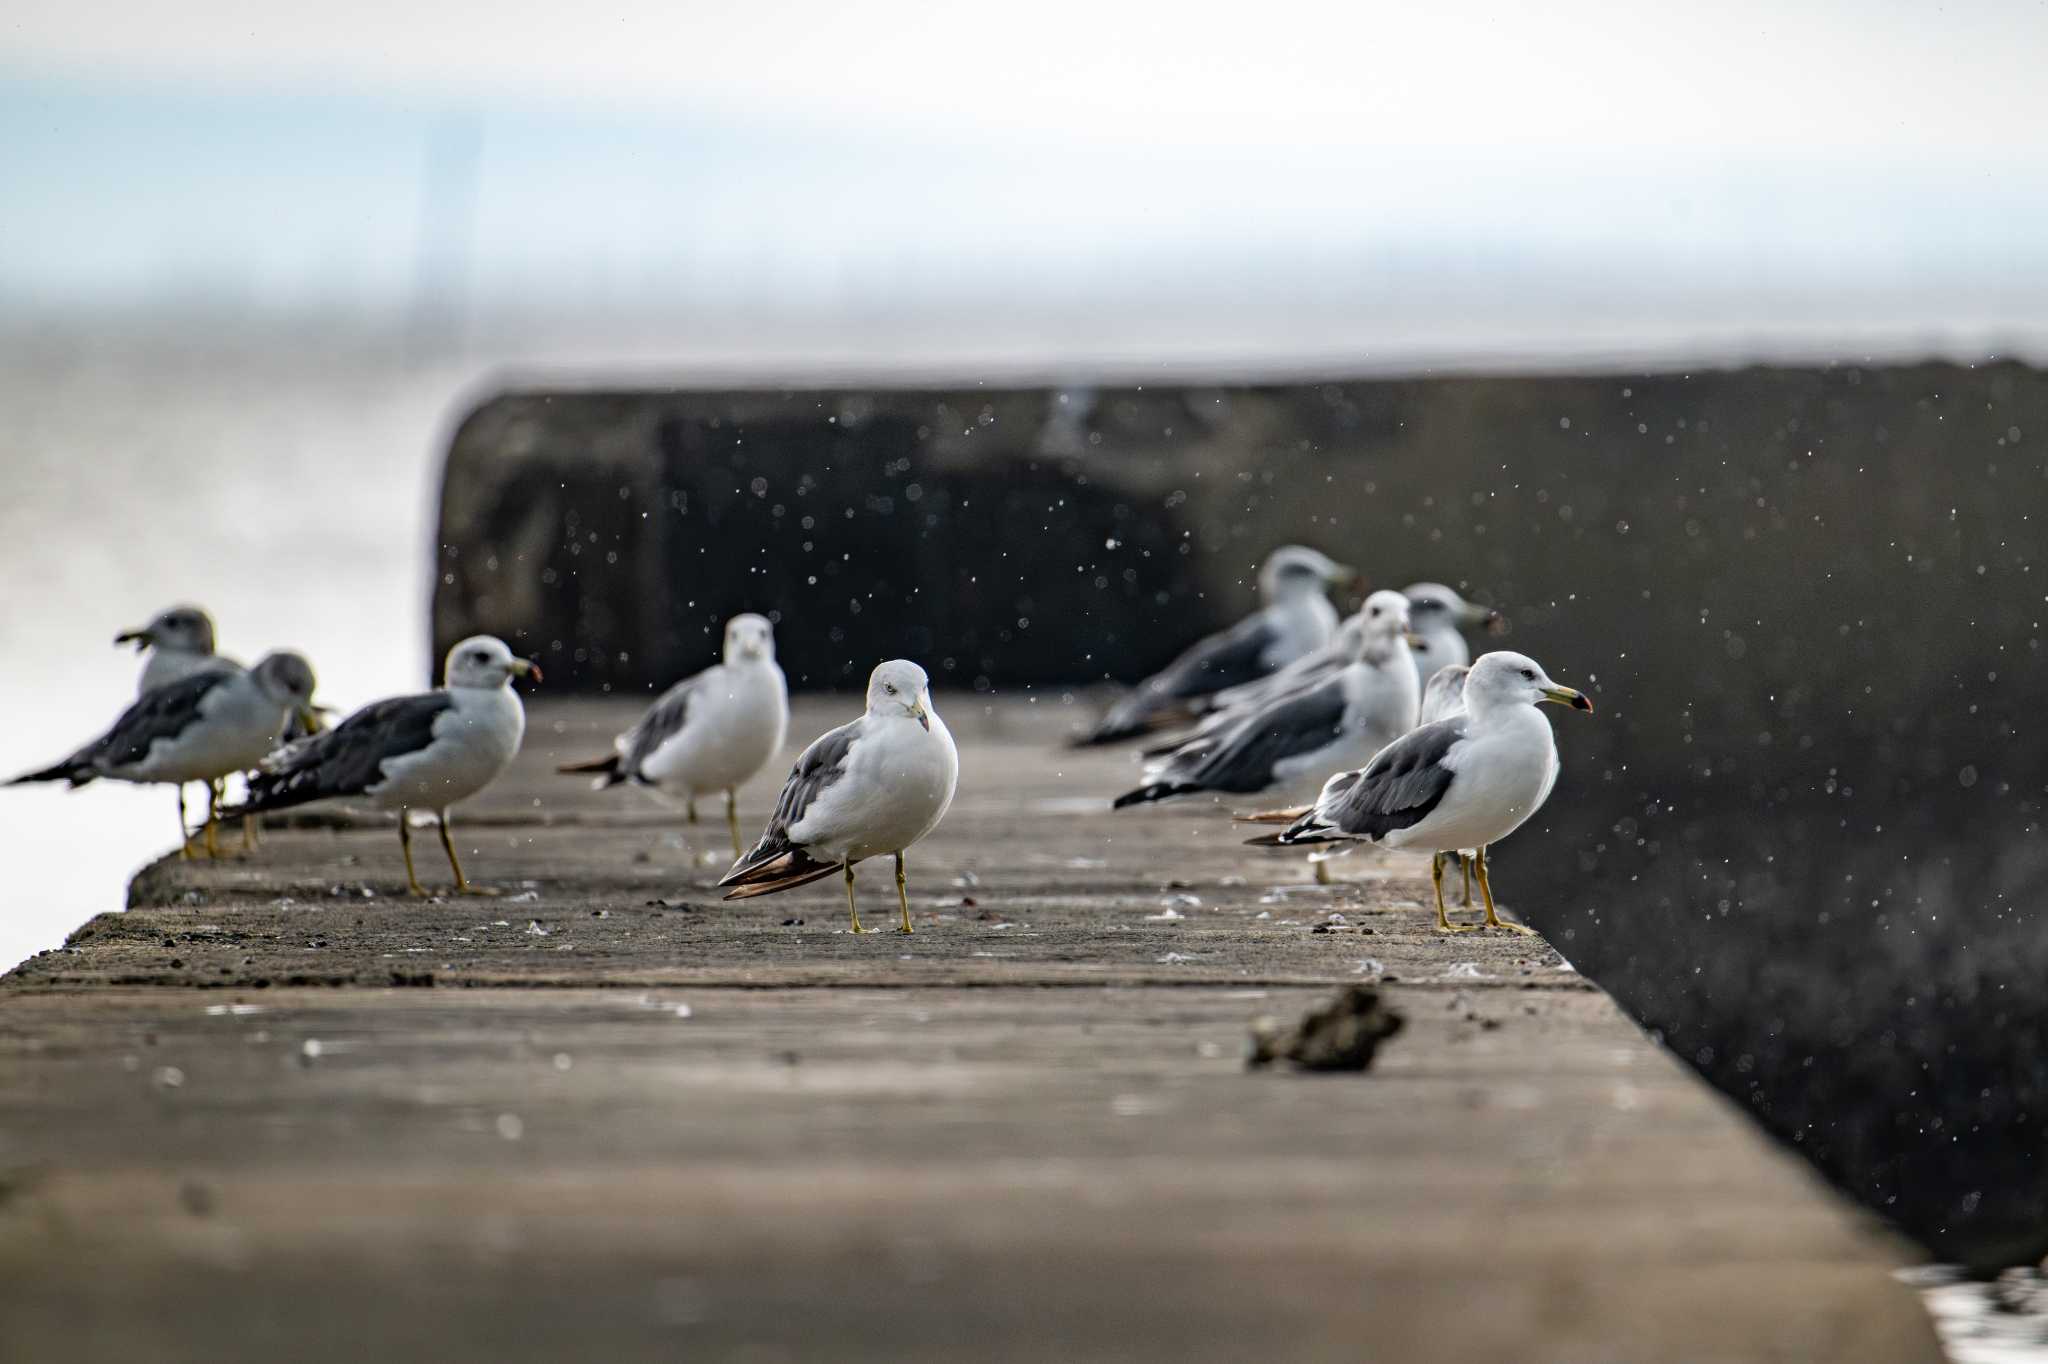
[4,0,2047,368]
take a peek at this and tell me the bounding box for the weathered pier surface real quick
[0,698,1939,1362]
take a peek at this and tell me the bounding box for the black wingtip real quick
[1113,783,1190,810]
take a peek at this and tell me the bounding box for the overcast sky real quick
[5,1,2046,365]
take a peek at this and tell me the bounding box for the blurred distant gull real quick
[1115,590,1419,810]
[559,613,789,855]
[221,636,539,896]
[117,604,238,695]
[117,603,327,851]
[1418,663,1470,726]
[1244,651,1592,933]
[720,661,958,935]
[1074,545,1354,746]
[10,652,321,859]
[1404,583,1505,694]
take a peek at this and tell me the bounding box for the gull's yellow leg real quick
[242,814,260,854]
[398,814,428,897]
[1476,846,1535,934]
[1461,854,1473,906]
[203,780,224,859]
[725,788,742,858]
[895,852,913,934]
[439,811,500,896]
[843,862,865,934]
[1313,854,1332,885]
[686,795,698,825]
[1433,850,1473,933]
[176,784,195,860]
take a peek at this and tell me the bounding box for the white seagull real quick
[10,652,321,858]
[221,636,540,896]
[1403,583,1505,695]
[559,613,789,855]
[116,604,239,695]
[1245,651,1592,933]
[1076,545,1354,745]
[719,660,958,935]
[1114,590,1419,809]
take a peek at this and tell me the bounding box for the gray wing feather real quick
[237,693,454,814]
[725,718,862,874]
[618,676,698,777]
[94,671,237,772]
[1169,680,1349,794]
[1304,717,1465,840]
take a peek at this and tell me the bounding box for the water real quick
[0,329,466,970]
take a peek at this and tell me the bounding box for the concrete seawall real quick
[0,698,1942,1361]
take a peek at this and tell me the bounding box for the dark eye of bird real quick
[1522,669,1536,680]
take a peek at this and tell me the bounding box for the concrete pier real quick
[0,698,1942,1362]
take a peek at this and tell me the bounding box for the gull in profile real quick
[10,653,321,858]
[1075,545,1354,746]
[559,613,789,855]
[221,636,539,896]
[1403,583,1505,695]
[1244,651,1592,933]
[719,660,958,935]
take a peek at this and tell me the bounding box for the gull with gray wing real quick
[221,636,539,896]
[1245,651,1592,933]
[559,613,789,855]
[720,660,958,934]
[10,652,321,858]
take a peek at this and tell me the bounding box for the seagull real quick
[1075,545,1355,746]
[1114,590,1419,810]
[1404,583,1505,695]
[116,604,239,695]
[559,613,789,855]
[220,636,539,896]
[1418,663,1470,726]
[719,660,958,935]
[9,652,321,859]
[1244,651,1592,933]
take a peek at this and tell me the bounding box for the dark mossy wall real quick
[436,362,2048,1266]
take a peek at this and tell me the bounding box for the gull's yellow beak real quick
[1331,564,1362,590]
[912,695,931,731]
[1477,607,1508,635]
[509,658,543,683]
[115,628,152,651]
[1541,685,1593,713]
[1403,631,1428,647]
[296,704,328,736]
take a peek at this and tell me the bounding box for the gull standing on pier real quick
[720,660,957,935]
[9,652,321,857]
[1075,545,1355,746]
[1403,583,1505,695]
[221,637,539,896]
[1244,651,1592,933]
[1114,591,1419,809]
[558,613,789,855]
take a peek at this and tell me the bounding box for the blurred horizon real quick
[7,0,2048,375]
